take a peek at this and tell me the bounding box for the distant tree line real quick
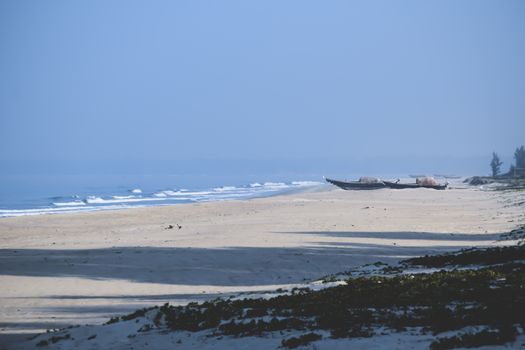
[491,145,525,177]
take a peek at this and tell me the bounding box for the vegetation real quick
[36,340,49,347]
[507,145,525,176]
[147,253,524,348]
[105,316,120,325]
[281,333,322,349]
[515,146,525,169]
[36,334,71,346]
[468,145,525,186]
[490,152,503,177]
[501,225,525,243]
[105,306,156,325]
[430,325,517,350]
[121,307,150,321]
[37,245,525,348]
[403,244,525,268]
[466,149,525,190]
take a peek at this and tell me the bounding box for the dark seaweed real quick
[152,262,524,344]
[281,333,322,348]
[430,325,517,350]
[95,244,525,349]
[403,245,525,268]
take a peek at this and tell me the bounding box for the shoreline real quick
[1,185,523,340]
[0,181,326,218]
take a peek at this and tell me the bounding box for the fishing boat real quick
[383,180,448,190]
[325,177,386,190]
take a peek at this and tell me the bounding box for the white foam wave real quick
[86,196,168,204]
[263,182,287,188]
[1,179,324,218]
[0,204,141,217]
[112,195,137,199]
[0,206,107,217]
[213,186,237,192]
[1,206,89,214]
[156,190,213,197]
[53,201,86,207]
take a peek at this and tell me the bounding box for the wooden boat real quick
[325,177,386,190]
[383,180,448,190]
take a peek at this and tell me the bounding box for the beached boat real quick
[383,180,448,190]
[325,177,386,190]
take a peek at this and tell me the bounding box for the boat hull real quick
[325,178,386,190]
[383,181,447,190]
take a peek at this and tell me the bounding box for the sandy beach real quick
[1,184,523,342]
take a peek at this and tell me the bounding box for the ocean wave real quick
[1,206,89,214]
[112,195,137,199]
[0,206,94,217]
[1,180,323,218]
[155,190,213,197]
[262,182,287,188]
[53,201,86,207]
[0,204,141,217]
[213,186,238,192]
[85,196,170,204]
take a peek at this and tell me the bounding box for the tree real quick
[490,152,503,177]
[514,145,525,169]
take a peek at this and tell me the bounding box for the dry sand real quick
[0,184,523,338]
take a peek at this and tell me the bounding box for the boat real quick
[383,180,448,190]
[325,177,386,190]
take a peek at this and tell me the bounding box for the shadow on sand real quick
[0,230,504,338]
[282,231,502,241]
[0,230,502,287]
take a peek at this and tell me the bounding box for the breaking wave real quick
[0,180,324,218]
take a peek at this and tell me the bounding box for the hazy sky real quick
[1,1,524,174]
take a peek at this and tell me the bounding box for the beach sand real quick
[0,185,523,340]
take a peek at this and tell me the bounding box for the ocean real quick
[0,173,325,218]
[0,171,465,218]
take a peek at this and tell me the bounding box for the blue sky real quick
[1,1,524,174]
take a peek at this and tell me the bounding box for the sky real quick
[1,0,524,175]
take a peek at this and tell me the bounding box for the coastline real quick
[0,180,325,218]
[1,185,523,342]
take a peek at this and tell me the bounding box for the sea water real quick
[0,172,464,218]
[0,173,324,218]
